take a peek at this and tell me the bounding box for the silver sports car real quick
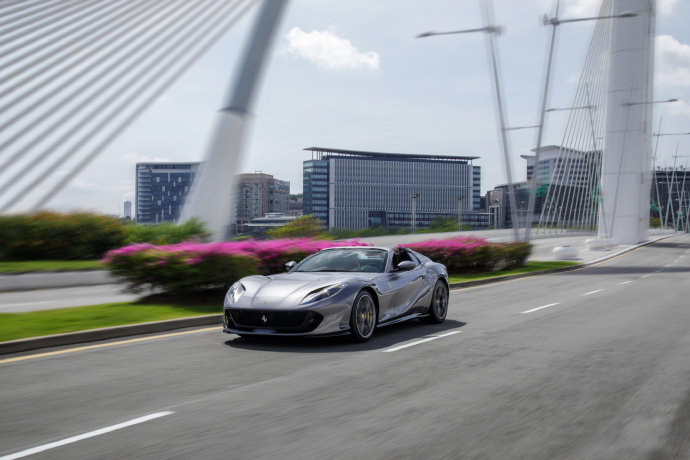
[223,246,449,342]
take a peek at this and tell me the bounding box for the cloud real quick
[655,34,690,89]
[285,27,380,71]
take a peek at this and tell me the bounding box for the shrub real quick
[401,236,532,274]
[0,212,126,260]
[124,218,209,245]
[103,238,369,293]
[267,215,327,239]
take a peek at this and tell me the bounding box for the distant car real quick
[223,246,449,342]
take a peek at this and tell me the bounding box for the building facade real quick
[236,172,290,233]
[302,147,483,231]
[135,162,199,223]
[652,168,690,230]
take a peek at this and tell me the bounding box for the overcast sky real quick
[37,0,690,216]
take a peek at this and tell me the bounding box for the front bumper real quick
[223,302,352,337]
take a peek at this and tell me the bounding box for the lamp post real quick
[457,195,463,230]
[622,98,678,106]
[410,193,419,233]
[525,6,637,242]
[417,2,520,241]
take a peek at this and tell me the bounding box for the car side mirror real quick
[396,260,416,271]
[285,261,297,271]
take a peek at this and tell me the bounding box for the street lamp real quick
[654,131,690,137]
[457,195,463,230]
[525,7,637,242]
[623,98,678,107]
[505,124,540,131]
[410,193,419,233]
[417,2,520,242]
[544,105,596,112]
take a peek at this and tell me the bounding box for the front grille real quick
[226,309,323,333]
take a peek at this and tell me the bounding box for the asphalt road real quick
[1,235,689,459]
[0,285,140,313]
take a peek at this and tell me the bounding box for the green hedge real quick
[0,212,126,260]
[0,213,209,261]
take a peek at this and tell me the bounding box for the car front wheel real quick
[349,291,377,342]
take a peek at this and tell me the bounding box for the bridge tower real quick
[599,0,656,244]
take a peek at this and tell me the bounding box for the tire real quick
[349,291,377,342]
[421,280,448,324]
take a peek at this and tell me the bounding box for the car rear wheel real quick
[350,291,377,342]
[422,280,448,324]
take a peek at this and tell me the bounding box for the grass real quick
[447,260,580,283]
[0,260,103,273]
[0,293,223,342]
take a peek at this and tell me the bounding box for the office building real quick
[135,162,199,223]
[236,172,290,233]
[652,168,690,228]
[303,147,485,231]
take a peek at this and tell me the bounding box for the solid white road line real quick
[521,303,559,314]
[0,411,174,460]
[383,331,461,352]
[583,289,604,296]
[618,280,633,285]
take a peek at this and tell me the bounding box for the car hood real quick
[237,272,375,309]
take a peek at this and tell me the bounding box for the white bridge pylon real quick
[599,0,656,244]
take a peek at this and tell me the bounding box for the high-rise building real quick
[123,201,132,219]
[135,162,199,223]
[302,147,485,231]
[236,172,290,233]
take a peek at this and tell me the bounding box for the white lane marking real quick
[618,280,633,285]
[382,330,461,352]
[641,274,651,278]
[521,303,559,314]
[583,289,604,296]
[0,411,174,460]
[655,269,663,273]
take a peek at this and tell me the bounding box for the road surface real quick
[1,235,688,459]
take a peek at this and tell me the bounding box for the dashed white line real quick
[641,274,651,278]
[382,330,461,352]
[521,303,559,314]
[583,289,604,296]
[618,280,633,285]
[0,411,174,460]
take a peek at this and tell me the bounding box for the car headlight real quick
[300,282,349,305]
[225,281,245,304]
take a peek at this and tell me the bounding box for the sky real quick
[21,0,690,216]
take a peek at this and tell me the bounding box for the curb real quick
[0,314,222,355]
[0,234,675,356]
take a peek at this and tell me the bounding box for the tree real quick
[267,215,327,239]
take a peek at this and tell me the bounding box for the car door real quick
[391,253,426,316]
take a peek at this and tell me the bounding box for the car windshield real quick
[295,248,387,273]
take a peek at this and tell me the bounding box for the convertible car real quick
[223,246,449,342]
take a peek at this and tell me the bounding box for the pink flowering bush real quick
[401,237,532,273]
[103,238,368,293]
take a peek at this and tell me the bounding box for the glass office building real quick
[303,147,482,231]
[136,162,199,223]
